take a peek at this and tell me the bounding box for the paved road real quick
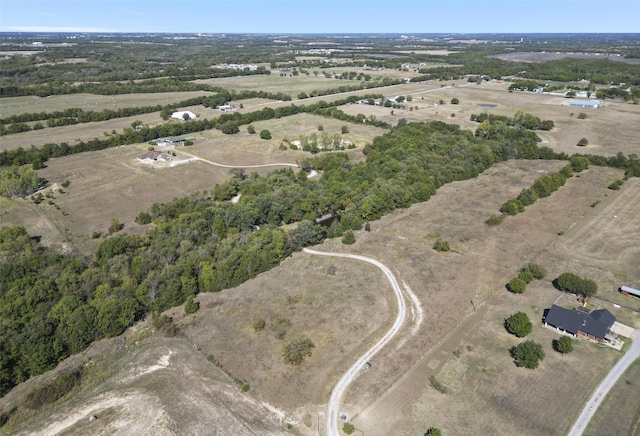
[568,328,640,436]
[302,248,407,436]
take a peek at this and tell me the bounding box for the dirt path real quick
[302,248,409,436]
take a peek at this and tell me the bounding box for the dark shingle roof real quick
[544,305,615,340]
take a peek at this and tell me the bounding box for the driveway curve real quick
[568,328,640,436]
[302,248,407,436]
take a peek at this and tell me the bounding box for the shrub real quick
[259,129,272,140]
[341,125,349,134]
[555,272,598,297]
[153,315,179,337]
[510,340,545,369]
[433,239,450,252]
[450,98,459,104]
[343,423,355,435]
[522,263,547,280]
[283,337,315,365]
[500,199,524,215]
[253,319,266,332]
[429,375,449,394]
[135,211,152,225]
[577,112,588,119]
[425,428,443,436]
[507,277,527,294]
[577,138,589,147]
[505,312,533,338]
[553,336,575,355]
[485,214,504,226]
[341,230,356,244]
[608,179,623,190]
[247,125,256,134]
[184,296,199,314]
[517,271,534,284]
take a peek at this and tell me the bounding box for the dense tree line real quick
[470,111,554,131]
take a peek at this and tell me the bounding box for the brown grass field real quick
[2,78,640,435]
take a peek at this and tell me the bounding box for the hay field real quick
[0,91,215,118]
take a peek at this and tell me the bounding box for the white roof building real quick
[171,111,197,120]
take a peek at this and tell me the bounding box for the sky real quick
[1,0,639,34]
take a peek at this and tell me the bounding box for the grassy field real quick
[0,91,215,118]
[584,358,640,436]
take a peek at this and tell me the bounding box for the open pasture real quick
[343,162,629,435]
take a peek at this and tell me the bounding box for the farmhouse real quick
[543,304,616,343]
[137,151,169,164]
[620,285,640,299]
[569,100,601,109]
[171,111,197,120]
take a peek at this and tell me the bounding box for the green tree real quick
[505,312,533,337]
[517,270,534,284]
[522,263,547,280]
[135,211,152,225]
[510,340,545,369]
[184,295,199,314]
[343,423,355,435]
[555,272,598,298]
[247,125,256,134]
[108,218,123,234]
[425,428,443,436]
[553,336,575,355]
[341,125,349,134]
[450,98,459,104]
[341,230,356,245]
[577,138,589,147]
[260,129,272,140]
[0,165,41,197]
[507,277,527,294]
[433,239,450,252]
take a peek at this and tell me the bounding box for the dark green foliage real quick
[570,155,590,172]
[505,312,533,337]
[485,214,504,226]
[577,112,588,119]
[425,428,443,436]
[184,296,199,314]
[134,211,152,225]
[283,337,315,365]
[343,423,355,434]
[608,179,623,190]
[433,239,451,252]
[555,272,598,297]
[341,230,356,245]
[23,366,82,409]
[553,336,575,354]
[247,125,256,134]
[259,129,272,140]
[510,340,545,369]
[450,98,459,104]
[508,277,527,294]
[500,199,524,215]
[522,263,547,280]
[577,138,589,147]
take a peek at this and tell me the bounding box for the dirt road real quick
[302,248,408,436]
[568,328,640,436]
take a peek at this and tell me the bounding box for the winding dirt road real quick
[302,248,408,436]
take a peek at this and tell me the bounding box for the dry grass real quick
[0,91,215,118]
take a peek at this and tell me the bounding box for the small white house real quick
[171,111,197,120]
[137,151,169,164]
[217,105,237,112]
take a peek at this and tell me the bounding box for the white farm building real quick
[171,111,197,120]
